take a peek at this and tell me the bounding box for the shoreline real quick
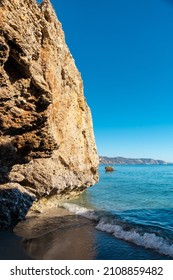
[1,204,173,260]
[5,206,97,260]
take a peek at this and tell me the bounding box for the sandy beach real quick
[1,204,172,260]
[0,207,97,260]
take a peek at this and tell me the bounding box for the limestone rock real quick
[0,0,99,203]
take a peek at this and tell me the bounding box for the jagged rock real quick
[0,0,98,216]
[0,183,35,230]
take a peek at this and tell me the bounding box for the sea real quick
[62,164,173,260]
[1,164,173,260]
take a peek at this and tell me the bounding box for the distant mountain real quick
[99,156,169,165]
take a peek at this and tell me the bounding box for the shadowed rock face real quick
[0,0,99,201]
[0,184,35,230]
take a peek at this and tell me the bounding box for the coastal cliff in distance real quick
[0,0,99,228]
[99,156,168,165]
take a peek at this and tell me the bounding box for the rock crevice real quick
[0,0,99,228]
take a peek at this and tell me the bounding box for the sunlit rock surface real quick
[0,0,98,228]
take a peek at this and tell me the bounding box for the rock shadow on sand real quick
[14,210,97,260]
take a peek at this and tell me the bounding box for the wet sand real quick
[0,231,33,260]
[1,207,172,260]
[0,207,97,260]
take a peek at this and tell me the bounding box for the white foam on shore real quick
[62,203,99,221]
[96,219,173,257]
[61,203,173,257]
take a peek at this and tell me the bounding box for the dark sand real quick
[0,207,97,260]
[0,207,172,260]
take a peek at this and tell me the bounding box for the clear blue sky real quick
[50,0,173,162]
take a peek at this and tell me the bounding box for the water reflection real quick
[14,210,96,260]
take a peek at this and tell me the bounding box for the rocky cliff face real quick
[0,0,98,222]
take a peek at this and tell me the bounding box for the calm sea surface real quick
[63,164,173,259]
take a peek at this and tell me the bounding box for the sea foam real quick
[62,202,173,258]
[96,219,173,257]
[62,202,99,221]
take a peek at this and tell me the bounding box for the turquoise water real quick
[63,164,173,259]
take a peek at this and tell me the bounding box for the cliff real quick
[99,156,167,165]
[0,0,99,228]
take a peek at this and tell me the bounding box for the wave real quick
[62,202,173,257]
[62,202,99,221]
[96,219,173,257]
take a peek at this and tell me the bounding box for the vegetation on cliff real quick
[99,156,168,165]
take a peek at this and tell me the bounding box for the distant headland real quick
[99,156,172,165]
